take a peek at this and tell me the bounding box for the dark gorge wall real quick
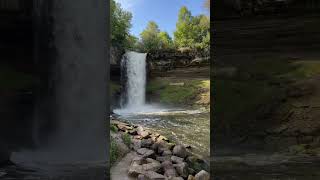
[214,0,320,18]
[213,2,320,150]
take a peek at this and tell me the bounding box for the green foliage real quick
[140,21,161,51]
[158,31,174,50]
[174,6,210,53]
[111,0,133,48]
[110,138,119,165]
[139,21,175,52]
[110,125,118,132]
[174,6,194,48]
[122,133,131,147]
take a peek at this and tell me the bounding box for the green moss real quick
[110,137,119,166]
[122,133,131,147]
[0,65,34,91]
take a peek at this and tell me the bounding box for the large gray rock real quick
[162,161,178,178]
[143,159,161,172]
[171,156,184,164]
[144,171,166,180]
[173,145,187,158]
[195,170,210,180]
[128,162,144,177]
[156,156,171,162]
[137,148,155,158]
[174,162,188,178]
[141,138,153,148]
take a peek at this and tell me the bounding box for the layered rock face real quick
[215,0,320,18]
[213,4,320,151]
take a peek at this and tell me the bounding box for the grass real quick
[110,124,118,132]
[121,133,131,147]
[110,137,119,166]
[0,65,34,91]
[147,79,210,105]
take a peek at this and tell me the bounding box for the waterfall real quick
[121,51,147,109]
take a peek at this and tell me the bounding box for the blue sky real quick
[114,0,208,38]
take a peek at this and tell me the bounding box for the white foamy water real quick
[121,51,147,109]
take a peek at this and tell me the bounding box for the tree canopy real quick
[174,6,210,53]
[111,0,133,48]
[111,1,210,54]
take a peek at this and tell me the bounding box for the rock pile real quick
[111,120,210,180]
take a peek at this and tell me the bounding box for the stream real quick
[114,106,210,160]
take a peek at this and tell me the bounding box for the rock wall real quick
[147,49,209,73]
[214,0,320,18]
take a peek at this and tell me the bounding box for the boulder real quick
[141,138,153,148]
[138,174,147,180]
[162,150,173,156]
[174,162,188,178]
[169,177,184,180]
[137,127,150,138]
[128,162,144,177]
[156,156,171,162]
[195,170,210,180]
[173,145,187,158]
[171,156,184,164]
[132,139,142,150]
[143,161,161,172]
[144,171,166,180]
[132,156,147,165]
[162,161,178,177]
[137,148,155,158]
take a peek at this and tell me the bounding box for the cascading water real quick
[120,51,147,109]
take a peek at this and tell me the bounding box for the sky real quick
[114,0,209,38]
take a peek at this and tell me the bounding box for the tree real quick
[174,6,210,52]
[111,0,133,48]
[140,21,161,51]
[126,35,139,50]
[158,31,173,49]
[174,6,194,48]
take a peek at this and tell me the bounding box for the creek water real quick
[115,106,210,160]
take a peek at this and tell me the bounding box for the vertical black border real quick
[104,0,110,179]
[210,0,214,179]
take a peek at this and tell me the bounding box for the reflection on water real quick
[115,106,210,159]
